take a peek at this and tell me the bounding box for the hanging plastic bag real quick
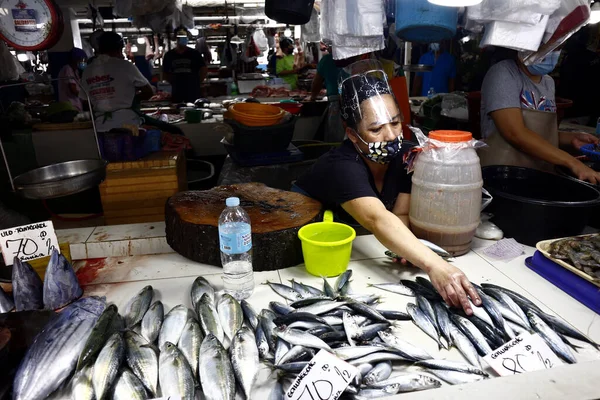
[521,0,590,66]
[252,29,269,53]
[0,41,25,82]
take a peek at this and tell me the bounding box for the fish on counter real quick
[123,285,153,328]
[12,257,44,311]
[548,235,600,279]
[0,284,14,313]
[43,249,83,310]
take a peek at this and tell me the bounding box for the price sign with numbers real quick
[287,350,358,400]
[483,332,563,376]
[0,221,59,265]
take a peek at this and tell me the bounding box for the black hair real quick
[279,37,293,50]
[98,32,123,54]
[340,74,392,129]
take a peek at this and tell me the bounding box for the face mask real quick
[177,37,189,46]
[77,62,87,71]
[429,43,440,52]
[527,51,561,76]
[354,133,402,164]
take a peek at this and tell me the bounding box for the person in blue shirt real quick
[412,42,457,96]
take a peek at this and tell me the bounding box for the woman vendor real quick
[294,61,481,315]
[479,48,600,183]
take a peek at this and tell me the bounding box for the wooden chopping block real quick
[165,183,322,271]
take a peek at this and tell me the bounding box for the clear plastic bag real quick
[440,93,468,121]
[252,29,269,53]
[467,0,560,24]
[409,125,487,164]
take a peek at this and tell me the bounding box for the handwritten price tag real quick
[287,350,358,400]
[483,332,563,376]
[0,221,59,266]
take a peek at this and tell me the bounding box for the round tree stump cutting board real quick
[165,183,322,271]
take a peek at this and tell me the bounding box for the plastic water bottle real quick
[427,87,436,99]
[218,197,254,300]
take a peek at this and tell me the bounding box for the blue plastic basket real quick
[580,144,600,162]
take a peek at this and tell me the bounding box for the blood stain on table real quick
[76,258,107,286]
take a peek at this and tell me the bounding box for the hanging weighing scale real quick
[0,0,63,50]
[0,0,107,200]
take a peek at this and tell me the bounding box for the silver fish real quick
[367,282,415,297]
[277,345,314,365]
[0,285,14,313]
[363,361,392,386]
[449,324,481,367]
[71,365,94,400]
[191,276,215,308]
[123,285,153,328]
[426,369,485,385]
[488,296,530,330]
[539,313,599,350]
[124,330,158,397]
[178,318,203,378]
[484,287,531,329]
[356,384,401,398]
[419,239,455,261]
[241,299,259,330]
[43,249,83,310]
[141,301,163,343]
[265,281,304,301]
[159,342,196,399]
[475,286,514,340]
[433,302,453,348]
[92,332,124,400]
[415,359,488,377]
[274,326,332,351]
[468,299,495,327]
[251,364,285,400]
[377,330,433,361]
[348,352,408,365]
[270,301,295,315]
[528,311,576,364]
[416,295,439,336]
[77,304,124,371]
[289,279,324,297]
[407,303,444,350]
[256,322,271,359]
[354,363,374,386]
[450,314,492,356]
[260,311,279,352]
[199,334,236,400]
[13,297,105,400]
[343,311,359,346]
[158,304,191,350]
[354,323,391,342]
[335,345,389,361]
[335,270,353,294]
[369,373,442,392]
[12,257,43,311]
[231,327,260,399]
[275,338,291,365]
[218,294,244,341]
[322,277,337,298]
[112,369,147,400]
[296,300,349,315]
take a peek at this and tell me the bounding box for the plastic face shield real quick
[338,59,403,141]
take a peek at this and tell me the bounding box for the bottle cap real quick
[226,197,240,207]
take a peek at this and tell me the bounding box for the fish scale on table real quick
[12,270,600,400]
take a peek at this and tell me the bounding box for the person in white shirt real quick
[80,32,153,132]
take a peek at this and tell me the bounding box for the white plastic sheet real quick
[302,7,321,43]
[0,41,25,82]
[480,15,549,52]
[253,29,269,53]
[467,0,560,24]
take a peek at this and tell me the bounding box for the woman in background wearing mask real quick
[277,37,309,90]
[58,47,87,112]
[162,27,208,103]
[479,48,600,184]
[294,61,481,316]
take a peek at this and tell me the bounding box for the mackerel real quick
[123,285,153,328]
[124,330,159,396]
[141,301,163,343]
[199,334,236,400]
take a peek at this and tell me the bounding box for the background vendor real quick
[479,48,600,184]
[277,37,303,90]
[412,42,457,96]
[163,27,208,103]
[295,62,481,315]
[57,48,87,112]
[80,32,154,132]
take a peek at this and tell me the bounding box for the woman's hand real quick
[427,262,481,315]
[570,132,599,150]
[569,159,600,185]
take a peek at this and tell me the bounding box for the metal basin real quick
[13,159,108,200]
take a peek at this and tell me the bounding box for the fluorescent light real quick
[137,37,145,44]
[131,45,138,52]
[461,36,471,43]
[159,46,164,51]
[427,0,482,6]
[189,28,199,36]
[230,35,244,44]
[17,53,28,62]
[284,28,292,37]
[590,2,600,24]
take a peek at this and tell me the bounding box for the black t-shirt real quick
[295,140,413,226]
[163,48,206,103]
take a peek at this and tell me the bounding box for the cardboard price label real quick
[287,350,358,400]
[0,221,60,265]
[483,332,563,376]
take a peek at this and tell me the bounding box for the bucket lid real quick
[429,130,472,143]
